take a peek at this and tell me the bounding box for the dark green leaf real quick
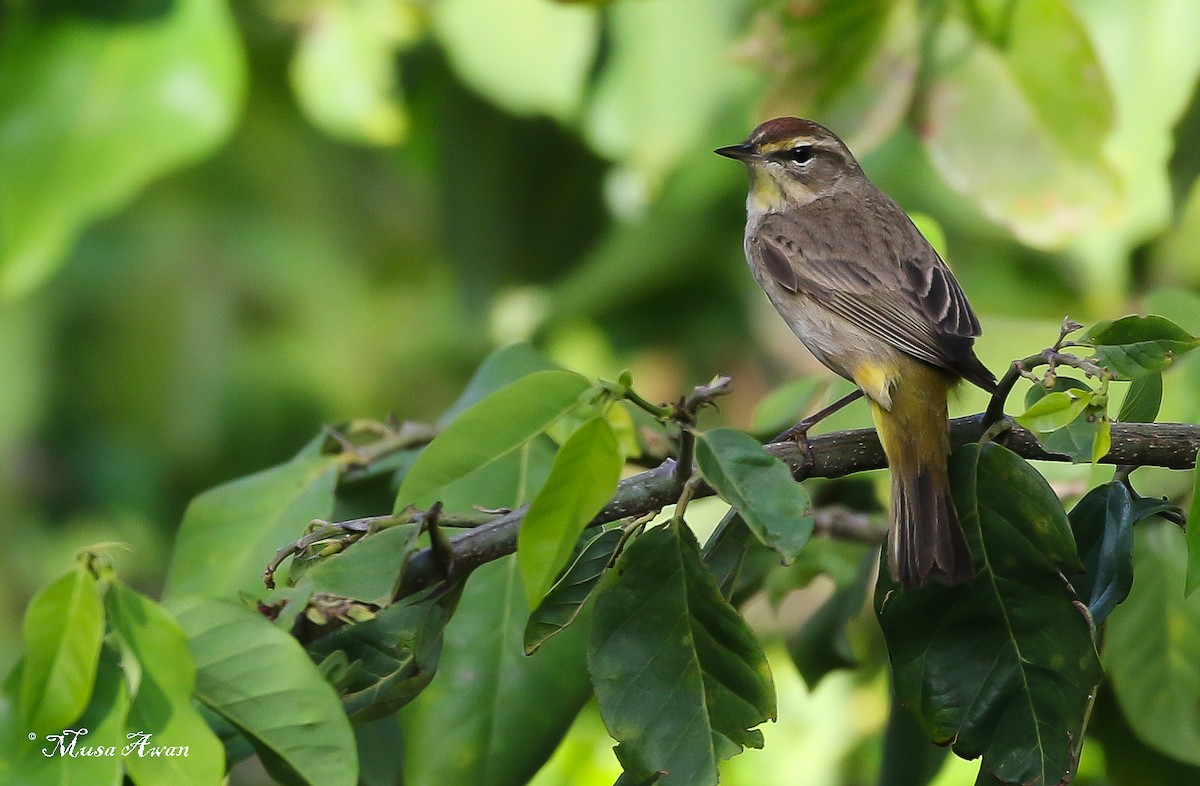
[518,416,624,607]
[400,555,591,786]
[307,584,462,720]
[588,520,775,786]
[701,510,776,605]
[695,427,814,563]
[1107,521,1200,765]
[1082,315,1200,379]
[525,527,622,654]
[876,443,1100,786]
[163,447,340,603]
[878,692,948,786]
[106,582,224,785]
[0,0,245,297]
[172,598,358,786]
[394,369,591,513]
[1118,373,1163,422]
[19,564,105,734]
[786,548,874,687]
[1068,483,1133,624]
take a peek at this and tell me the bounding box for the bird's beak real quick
[714,142,758,162]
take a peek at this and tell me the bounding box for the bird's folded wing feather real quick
[757,213,987,382]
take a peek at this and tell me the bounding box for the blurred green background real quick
[3,0,1200,783]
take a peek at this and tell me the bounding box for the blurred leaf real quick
[1067,483,1133,625]
[1090,681,1200,786]
[876,443,1099,785]
[1169,71,1200,214]
[757,0,919,153]
[290,0,417,145]
[584,0,744,183]
[920,2,1121,248]
[400,556,591,786]
[4,645,129,784]
[432,0,597,121]
[519,416,623,607]
[394,369,590,513]
[695,427,814,564]
[106,582,224,785]
[0,0,245,297]
[1082,314,1200,379]
[1107,521,1200,765]
[701,510,778,605]
[524,527,621,654]
[1189,459,1200,596]
[307,584,462,721]
[786,548,874,688]
[764,537,871,606]
[1118,373,1163,422]
[174,597,358,786]
[588,520,775,786]
[1015,388,1089,432]
[438,343,560,426]
[878,690,948,786]
[163,444,340,603]
[749,377,826,439]
[305,524,421,606]
[18,563,105,735]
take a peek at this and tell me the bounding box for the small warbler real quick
[717,117,995,588]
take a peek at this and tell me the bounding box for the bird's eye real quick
[783,145,814,164]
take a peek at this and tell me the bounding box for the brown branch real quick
[392,414,1200,601]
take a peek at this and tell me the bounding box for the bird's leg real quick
[773,389,865,468]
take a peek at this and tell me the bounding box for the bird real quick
[716,117,996,588]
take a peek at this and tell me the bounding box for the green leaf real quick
[438,343,559,426]
[1068,483,1133,624]
[1015,388,1089,432]
[1107,521,1200,765]
[525,527,622,654]
[1082,314,1200,379]
[920,1,1120,248]
[106,583,224,785]
[1090,681,1200,786]
[695,427,814,564]
[394,369,591,513]
[432,0,598,121]
[0,0,245,298]
[307,584,463,720]
[173,598,358,786]
[6,645,130,785]
[1118,373,1163,422]
[518,417,623,607]
[1022,378,1107,463]
[400,556,592,786]
[588,520,775,786]
[290,0,416,145]
[18,563,105,734]
[876,443,1100,785]
[786,548,874,687]
[1188,457,1200,596]
[305,524,421,606]
[758,0,919,153]
[163,446,340,603]
[701,510,777,605]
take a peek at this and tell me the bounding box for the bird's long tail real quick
[869,362,973,588]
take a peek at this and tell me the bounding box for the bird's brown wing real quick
[757,212,995,391]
